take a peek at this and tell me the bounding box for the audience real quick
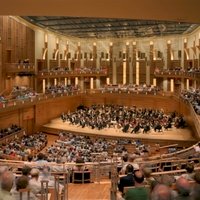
[100,84,159,95]
[181,88,200,115]
[0,124,22,139]
[45,84,79,95]
[0,132,47,161]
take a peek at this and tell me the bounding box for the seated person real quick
[29,168,41,195]
[181,164,195,181]
[11,175,39,200]
[174,177,192,199]
[120,155,139,174]
[124,170,149,200]
[0,171,14,200]
[118,164,135,194]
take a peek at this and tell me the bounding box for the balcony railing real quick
[6,63,35,74]
[37,68,108,78]
[154,70,200,79]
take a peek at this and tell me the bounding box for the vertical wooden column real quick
[184,38,188,70]
[64,42,69,61]
[149,41,154,85]
[126,42,129,84]
[0,17,3,92]
[64,78,67,86]
[0,40,2,92]
[192,40,196,68]
[186,79,189,90]
[106,77,110,85]
[170,79,174,92]
[54,78,57,86]
[132,42,136,84]
[109,42,113,83]
[56,38,59,67]
[167,40,171,69]
[68,78,71,85]
[80,77,84,91]
[198,38,200,68]
[123,61,126,85]
[153,78,157,87]
[112,60,117,84]
[146,60,150,85]
[93,42,97,68]
[180,78,184,91]
[77,42,81,68]
[42,79,46,94]
[66,42,71,69]
[90,77,94,89]
[75,77,78,86]
[136,61,139,85]
[193,80,197,89]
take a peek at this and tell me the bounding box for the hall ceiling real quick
[22,16,199,39]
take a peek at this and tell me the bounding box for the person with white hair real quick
[29,168,41,195]
[0,166,8,186]
[0,170,14,200]
[151,184,174,200]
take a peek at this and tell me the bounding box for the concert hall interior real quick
[0,1,200,200]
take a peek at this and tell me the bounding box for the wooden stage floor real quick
[42,118,197,145]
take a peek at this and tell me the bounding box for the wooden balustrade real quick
[0,129,25,144]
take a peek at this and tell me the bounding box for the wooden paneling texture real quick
[139,60,146,84]
[117,61,123,84]
[0,16,35,93]
[0,106,34,133]
[0,110,21,128]
[35,95,82,130]
[171,60,181,69]
[82,93,179,113]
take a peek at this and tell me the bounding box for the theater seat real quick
[72,170,91,183]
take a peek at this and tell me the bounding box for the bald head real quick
[176,177,191,196]
[151,184,172,200]
[0,166,8,177]
[1,171,14,192]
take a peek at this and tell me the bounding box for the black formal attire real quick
[118,173,135,194]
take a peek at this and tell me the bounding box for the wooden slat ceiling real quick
[22,16,199,38]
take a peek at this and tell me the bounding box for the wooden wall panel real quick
[35,95,82,130]
[1,16,35,93]
[82,93,179,113]
[22,107,34,120]
[0,110,21,128]
[117,61,123,84]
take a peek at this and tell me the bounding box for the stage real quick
[42,118,197,146]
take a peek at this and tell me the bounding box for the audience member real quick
[175,177,192,200]
[118,164,135,194]
[124,170,149,200]
[29,168,41,195]
[151,184,174,200]
[11,175,38,200]
[0,171,14,200]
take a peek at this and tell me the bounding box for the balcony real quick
[6,63,35,76]
[154,70,200,80]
